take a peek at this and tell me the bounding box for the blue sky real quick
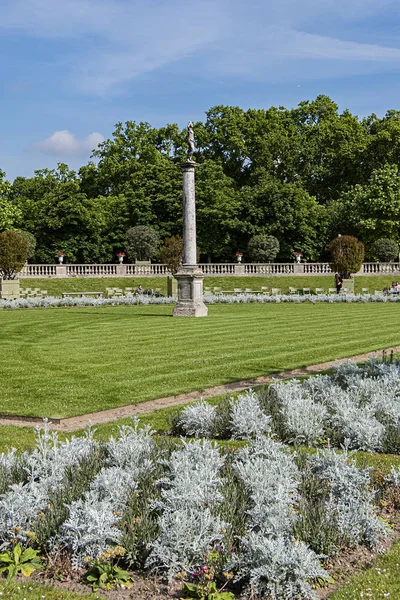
[1,0,400,180]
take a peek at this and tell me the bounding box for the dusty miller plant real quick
[146,439,227,579]
[310,448,387,548]
[232,437,329,598]
[177,401,216,438]
[229,390,272,440]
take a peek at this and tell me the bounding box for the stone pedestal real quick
[293,263,303,275]
[173,267,208,317]
[55,265,67,278]
[116,264,127,276]
[173,160,208,317]
[167,276,178,298]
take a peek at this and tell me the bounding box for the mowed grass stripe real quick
[0,303,399,418]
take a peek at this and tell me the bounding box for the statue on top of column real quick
[187,121,195,162]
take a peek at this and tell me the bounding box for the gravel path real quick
[1,346,399,432]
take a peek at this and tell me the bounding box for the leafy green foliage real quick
[84,559,132,590]
[328,235,365,278]
[0,543,43,580]
[10,98,400,260]
[125,226,160,261]
[334,164,400,246]
[0,230,29,280]
[369,238,399,262]
[159,235,183,274]
[247,234,279,262]
[0,171,21,232]
[181,581,234,600]
[16,231,36,259]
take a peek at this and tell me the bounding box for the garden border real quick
[1,346,399,432]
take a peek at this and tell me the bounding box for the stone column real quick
[181,162,198,266]
[173,161,208,317]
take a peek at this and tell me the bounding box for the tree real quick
[16,231,36,259]
[0,171,21,232]
[290,96,368,203]
[239,171,327,261]
[247,234,280,262]
[125,226,160,261]
[11,164,111,263]
[159,235,183,274]
[334,164,400,246]
[195,161,240,260]
[369,238,399,262]
[328,235,364,278]
[0,231,29,279]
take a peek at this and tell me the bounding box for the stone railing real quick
[199,263,236,275]
[21,264,58,277]
[244,263,296,275]
[361,262,400,274]
[125,264,170,276]
[67,264,118,277]
[302,263,333,274]
[17,262,400,278]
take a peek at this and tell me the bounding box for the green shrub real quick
[328,235,365,278]
[0,230,29,280]
[247,234,280,263]
[125,226,160,261]
[160,235,183,274]
[369,238,399,262]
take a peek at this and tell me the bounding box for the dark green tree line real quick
[2,96,400,263]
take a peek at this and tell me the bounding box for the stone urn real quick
[295,254,302,263]
[236,254,243,263]
[118,255,124,264]
[58,255,64,264]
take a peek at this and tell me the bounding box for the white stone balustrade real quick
[17,262,400,278]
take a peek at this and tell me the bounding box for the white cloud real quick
[32,131,104,155]
[1,0,400,92]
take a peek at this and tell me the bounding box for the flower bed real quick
[0,417,396,599]
[0,293,400,310]
[172,357,400,453]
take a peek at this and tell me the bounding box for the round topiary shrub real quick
[0,230,29,280]
[328,235,365,279]
[125,226,160,262]
[247,234,280,263]
[369,238,399,263]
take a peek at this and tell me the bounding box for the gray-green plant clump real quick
[0,408,388,599]
[173,357,400,453]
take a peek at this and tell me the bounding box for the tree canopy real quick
[4,96,400,263]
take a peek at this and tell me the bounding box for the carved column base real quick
[173,266,208,317]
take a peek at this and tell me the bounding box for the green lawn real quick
[330,540,400,599]
[0,303,400,418]
[0,582,99,599]
[21,275,397,296]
